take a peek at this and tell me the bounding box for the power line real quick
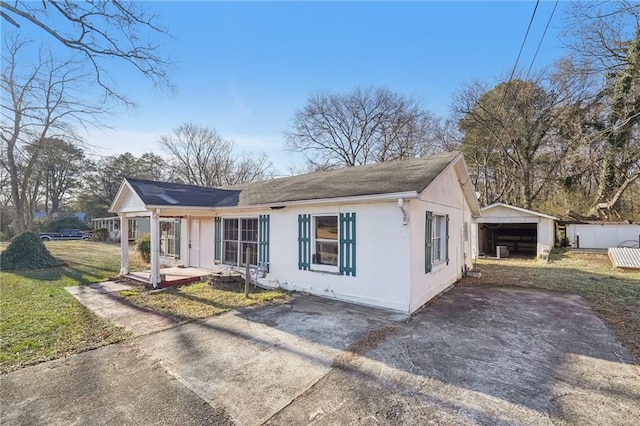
[499,0,541,108]
[526,0,560,79]
[507,0,541,83]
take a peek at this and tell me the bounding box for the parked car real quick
[39,229,91,241]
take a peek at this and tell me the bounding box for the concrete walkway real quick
[65,281,180,336]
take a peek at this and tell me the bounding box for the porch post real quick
[150,209,161,288]
[119,213,129,275]
[183,215,190,268]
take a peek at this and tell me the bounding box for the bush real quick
[136,233,151,263]
[0,231,64,271]
[92,228,110,242]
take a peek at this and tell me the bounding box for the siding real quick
[409,166,474,312]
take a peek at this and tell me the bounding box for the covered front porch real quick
[110,178,234,288]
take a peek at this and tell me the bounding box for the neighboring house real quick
[473,203,558,259]
[564,221,640,249]
[110,151,481,314]
[92,216,150,241]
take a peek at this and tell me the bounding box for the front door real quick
[190,218,200,267]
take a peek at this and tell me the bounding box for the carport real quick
[473,203,558,259]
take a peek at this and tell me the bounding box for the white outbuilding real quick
[473,203,558,259]
[564,222,640,249]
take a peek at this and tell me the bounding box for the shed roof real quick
[480,202,559,221]
[113,151,465,211]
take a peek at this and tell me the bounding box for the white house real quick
[110,151,481,314]
[473,203,558,259]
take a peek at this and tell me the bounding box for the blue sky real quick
[16,1,570,174]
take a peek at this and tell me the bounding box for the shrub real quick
[92,228,110,242]
[136,233,151,263]
[0,231,64,271]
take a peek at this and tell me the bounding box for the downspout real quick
[397,198,409,225]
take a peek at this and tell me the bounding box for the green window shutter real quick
[446,214,450,265]
[259,215,270,272]
[339,213,356,276]
[298,214,310,270]
[425,211,433,273]
[214,217,221,261]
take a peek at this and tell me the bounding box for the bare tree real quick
[1,0,172,104]
[285,87,436,169]
[1,39,103,232]
[159,122,273,187]
[562,1,640,216]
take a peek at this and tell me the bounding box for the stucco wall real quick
[566,224,640,249]
[259,202,412,313]
[409,165,474,313]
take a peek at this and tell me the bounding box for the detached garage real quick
[473,203,558,259]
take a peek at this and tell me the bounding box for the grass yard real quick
[119,281,290,321]
[0,241,146,373]
[464,250,640,363]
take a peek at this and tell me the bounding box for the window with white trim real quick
[223,218,258,266]
[312,215,338,269]
[432,215,447,263]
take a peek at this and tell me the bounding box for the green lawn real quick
[0,240,288,373]
[464,250,640,363]
[0,241,146,373]
[120,281,290,321]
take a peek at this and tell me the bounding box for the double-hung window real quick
[299,213,356,276]
[312,215,339,270]
[425,211,448,273]
[223,218,258,266]
[432,215,446,263]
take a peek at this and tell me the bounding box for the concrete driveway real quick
[2,286,638,425]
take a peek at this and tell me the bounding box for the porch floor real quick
[124,267,216,288]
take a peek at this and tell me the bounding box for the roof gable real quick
[481,203,559,221]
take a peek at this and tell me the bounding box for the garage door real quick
[480,223,537,256]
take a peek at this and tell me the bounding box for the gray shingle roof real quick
[125,151,460,208]
[229,151,460,206]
